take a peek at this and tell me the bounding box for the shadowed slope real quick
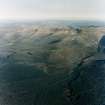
[66,35,105,105]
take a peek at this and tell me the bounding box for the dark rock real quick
[27,52,32,55]
[75,28,82,33]
[48,39,61,44]
[98,35,105,53]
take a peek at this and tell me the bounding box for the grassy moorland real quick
[0,21,105,105]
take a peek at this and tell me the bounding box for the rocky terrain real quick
[0,21,105,105]
[65,36,105,105]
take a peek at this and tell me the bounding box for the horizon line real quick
[0,18,105,22]
[0,15,105,23]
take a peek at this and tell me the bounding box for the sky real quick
[0,0,105,20]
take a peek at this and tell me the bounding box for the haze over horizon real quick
[0,0,105,21]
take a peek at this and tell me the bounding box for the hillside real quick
[0,21,105,105]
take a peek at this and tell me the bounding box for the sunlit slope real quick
[0,24,104,74]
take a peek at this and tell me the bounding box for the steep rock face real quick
[98,35,105,53]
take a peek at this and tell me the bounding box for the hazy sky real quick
[0,0,105,20]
